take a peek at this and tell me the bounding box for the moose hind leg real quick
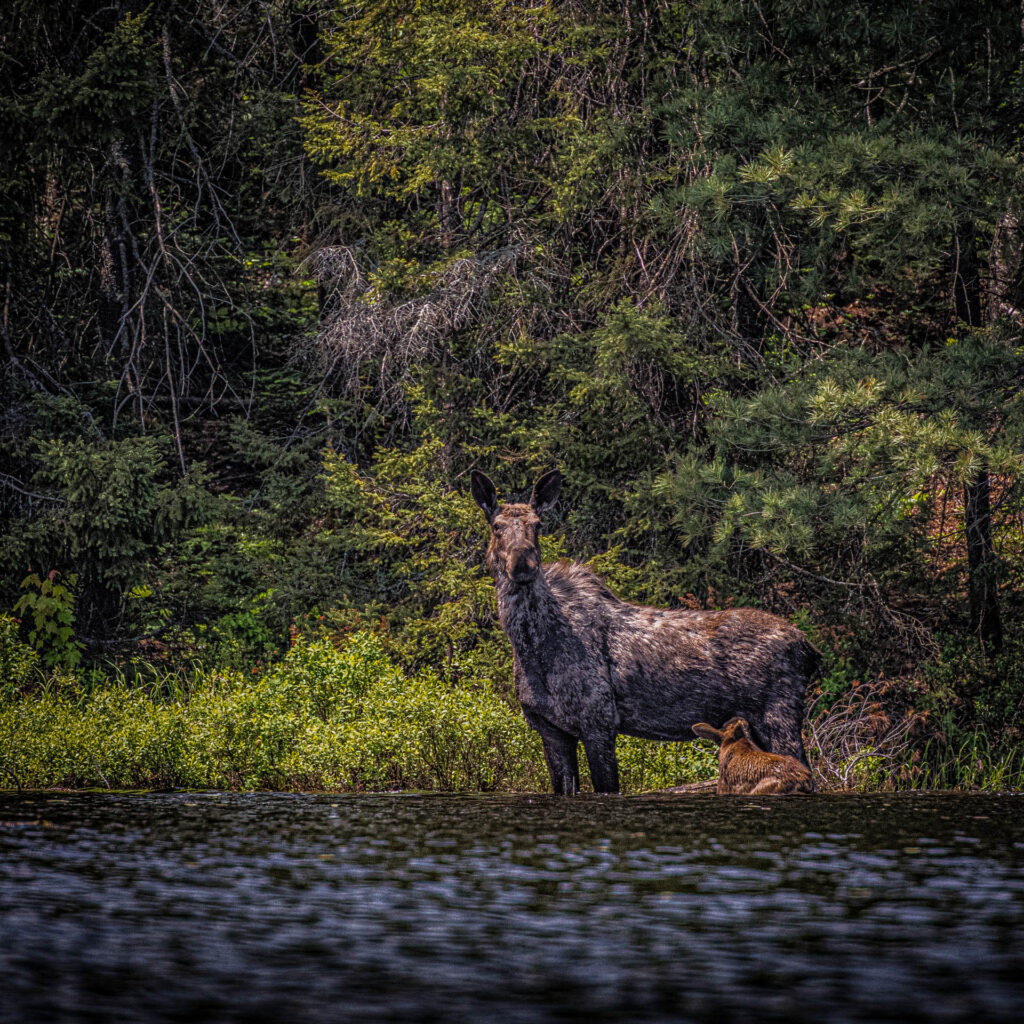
[750,776,788,795]
[762,700,811,768]
[582,732,620,794]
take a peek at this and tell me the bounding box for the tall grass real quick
[907,731,1024,791]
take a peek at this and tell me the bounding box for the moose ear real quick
[692,722,723,744]
[471,470,500,523]
[530,469,563,514]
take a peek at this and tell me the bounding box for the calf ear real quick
[471,471,499,523]
[530,469,563,514]
[692,722,723,744]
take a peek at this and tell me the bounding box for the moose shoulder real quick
[471,469,820,795]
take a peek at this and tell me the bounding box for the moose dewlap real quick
[472,469,820,795]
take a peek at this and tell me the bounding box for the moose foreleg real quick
[527,712,580,795]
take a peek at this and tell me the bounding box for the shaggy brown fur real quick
[471,469,820,795]
[692,717,815,795]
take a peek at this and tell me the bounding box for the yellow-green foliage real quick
[617,735,718,794]
[0,632,715,793]
[0,613,40,686]
[1,634,532,791]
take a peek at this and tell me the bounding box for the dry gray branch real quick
[311,245,523,401]
[807,682,922,791]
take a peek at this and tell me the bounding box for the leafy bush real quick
[617,735,718,792]
[0,633,537,791]
[13,572,82,668]
[0,631,726,793]
[0,613,40,692]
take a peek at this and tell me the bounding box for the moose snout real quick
[508,552,540,583]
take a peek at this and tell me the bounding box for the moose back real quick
[472,469,820,794]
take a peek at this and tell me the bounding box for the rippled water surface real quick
[2,791,1023,1023]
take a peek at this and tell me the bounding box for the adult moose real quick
[471,469,819,794]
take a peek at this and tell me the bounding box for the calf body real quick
[472,470,819,794]
[693,717,815,794]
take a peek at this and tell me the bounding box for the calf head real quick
[471,469,562,586]
[692,717,751,747]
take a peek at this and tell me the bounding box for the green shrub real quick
[0,633,543,791]
[13,572,83,669]
[616,735,718,792]
[0,631,726,793]
[0,613,40,691]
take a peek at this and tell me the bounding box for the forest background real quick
[2,0,1023,793]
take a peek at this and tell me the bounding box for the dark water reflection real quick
[1,791,1023,1022]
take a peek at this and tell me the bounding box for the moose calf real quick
[472,469,820,795]
[692,717,815,794]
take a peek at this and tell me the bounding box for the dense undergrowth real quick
[3,614,1020,794]
[0,619,719,793]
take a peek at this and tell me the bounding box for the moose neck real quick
[494,570,560,659]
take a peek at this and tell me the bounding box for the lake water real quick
[1,791,1023,1023]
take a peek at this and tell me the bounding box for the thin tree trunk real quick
[730,228,765,362]
[952,222,982,328]
[954,222,1002,649]
[98,142,132,355]
[963,472,1002,650]
[439,179,458,249]
[734,277,764,359]
[987,209,1019,322]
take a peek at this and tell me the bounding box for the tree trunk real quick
[290,2,322,91]
[963,472,1002,650]
[734,277,763,358]
[953,222,1002,649]
[98,141,133,356]
[729,243,765,365]
[987,209,1020,322]
[952,222,981,328]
